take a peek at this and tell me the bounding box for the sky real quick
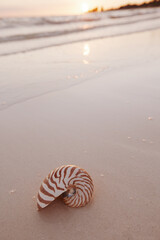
[0,0,150,17]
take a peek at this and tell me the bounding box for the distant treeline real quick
[117,0,160,10]
[87,0,160,13]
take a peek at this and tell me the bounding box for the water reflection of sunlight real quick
[83,43,90,56]
[83,59,89,64]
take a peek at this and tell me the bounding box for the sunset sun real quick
[82,3,89,13]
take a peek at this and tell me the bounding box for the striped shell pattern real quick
[37,165,94,210]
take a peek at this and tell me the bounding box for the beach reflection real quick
[83,43,90,65]
[83,43,90,56]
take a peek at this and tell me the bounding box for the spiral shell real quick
[37,165,94,210]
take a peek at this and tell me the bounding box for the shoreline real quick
[1,7,160,57]
[0,29,160,111]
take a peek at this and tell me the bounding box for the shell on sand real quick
[37,165,94,210]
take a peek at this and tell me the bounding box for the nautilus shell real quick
[37,165,94,210]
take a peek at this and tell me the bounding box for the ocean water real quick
[0,8,160,110]
[1,7,160,56]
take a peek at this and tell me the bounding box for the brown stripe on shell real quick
[62,178,67,189]
[37,192,52,206]
[67,195,77,207]
[76,186,87,204]
[58,166,64,183]
[43,177,55,192]
[50,177,65,191]
[40,185,55,198]
[63,165,70,178]
[68,166,76,178]
[76,181,92,198]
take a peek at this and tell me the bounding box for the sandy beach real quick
[0,28,160,239]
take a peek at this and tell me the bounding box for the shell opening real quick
[63,187,76,198]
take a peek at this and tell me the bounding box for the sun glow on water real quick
[83,44,90,56]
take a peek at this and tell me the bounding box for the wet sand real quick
[0,29,160,239]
